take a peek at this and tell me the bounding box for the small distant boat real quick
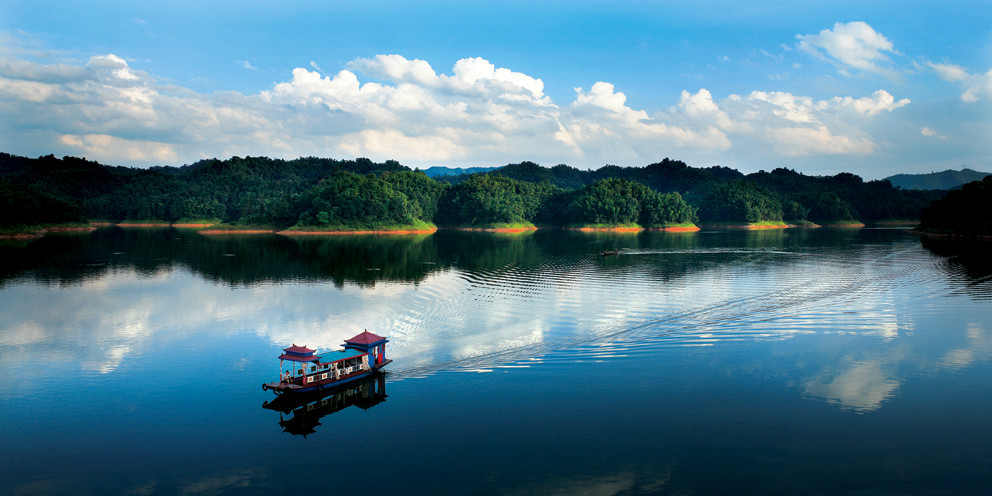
[263,330,391,395]
[600,249,620,256]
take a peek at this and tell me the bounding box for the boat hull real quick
[264,360,391,395]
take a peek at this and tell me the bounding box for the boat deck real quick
[265,360,392,393]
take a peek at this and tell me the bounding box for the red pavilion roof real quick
[345,331,387,345]
[279,344,319,362]
[282,344,315,355]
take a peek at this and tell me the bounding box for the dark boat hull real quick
[264,359,392,395]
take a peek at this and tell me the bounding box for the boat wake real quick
[386,243,948,379]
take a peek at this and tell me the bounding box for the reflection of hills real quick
[0,226,891,288]
[0,228,448,287]
[262,374,387,437]
[920,237,992,299]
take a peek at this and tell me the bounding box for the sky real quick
[0,1,989,179]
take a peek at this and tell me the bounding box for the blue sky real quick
[1,1,989,178]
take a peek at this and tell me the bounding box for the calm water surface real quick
[1,227,990,495]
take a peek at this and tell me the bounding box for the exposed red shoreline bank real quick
[46,226,97,232]
[450,227,537,233]
[278,228,438,235]
[198,229,276,235]
[567,226,644,232]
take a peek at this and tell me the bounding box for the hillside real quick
[885,169,991,190]
[0,153,944,230]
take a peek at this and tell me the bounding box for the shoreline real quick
[911,229,992,240]
[699,223,789,230]
[198,229,277,235]
[4,220,890,239]
[1,225,96,239]
[566,226,643,232]
[650,226,701,232]
[279,228,438,235]
[449,226,537,233]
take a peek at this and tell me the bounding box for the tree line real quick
[917,175,992,236]
[0,153,945,231]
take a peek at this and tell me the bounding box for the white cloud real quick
[59,133,178,163]
[0,49,913,169]
[926,61,992,103]
[928,61,970,82]
[828,90,910,116]
[921,127,936,137]
[961,69,992,103]
[797,21,900,79]
[238,60,259,72]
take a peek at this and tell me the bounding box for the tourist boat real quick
[263,330,391,395]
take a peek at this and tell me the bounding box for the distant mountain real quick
[421,166,499,178]
[885,169,991,190]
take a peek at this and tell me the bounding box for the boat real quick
[263,330,392,395]
[600,249,620,256]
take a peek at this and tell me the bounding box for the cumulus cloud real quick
[829,89,910,116]
[797,21,900,80]
[926,61,992,103]
[0,50,911,169]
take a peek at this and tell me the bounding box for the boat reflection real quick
[262,373,387,437]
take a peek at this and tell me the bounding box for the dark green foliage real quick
[696,181,783,224]
[0,178,85,226]
[918,176,992,236]
[436,173,556,226]
[496,161,590,190]
[380,170,447,222]
[748,167,937,223]
[298,171,420,229]
[0,154,413,227]
[789,191,856,223]
[564,178,697,227]
[0,152,949,229]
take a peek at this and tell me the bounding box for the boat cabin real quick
[264,331,390,394]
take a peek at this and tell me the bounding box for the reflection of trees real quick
[0,227,927,289]
[0,228,448,288]
[920,237,992,299]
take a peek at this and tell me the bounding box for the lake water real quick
[1,227,990,495]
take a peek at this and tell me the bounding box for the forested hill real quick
[0,153,942,230]
[884,169,991,191]
[460,159,939,224]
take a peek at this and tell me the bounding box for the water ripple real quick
[388,241,971,379]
